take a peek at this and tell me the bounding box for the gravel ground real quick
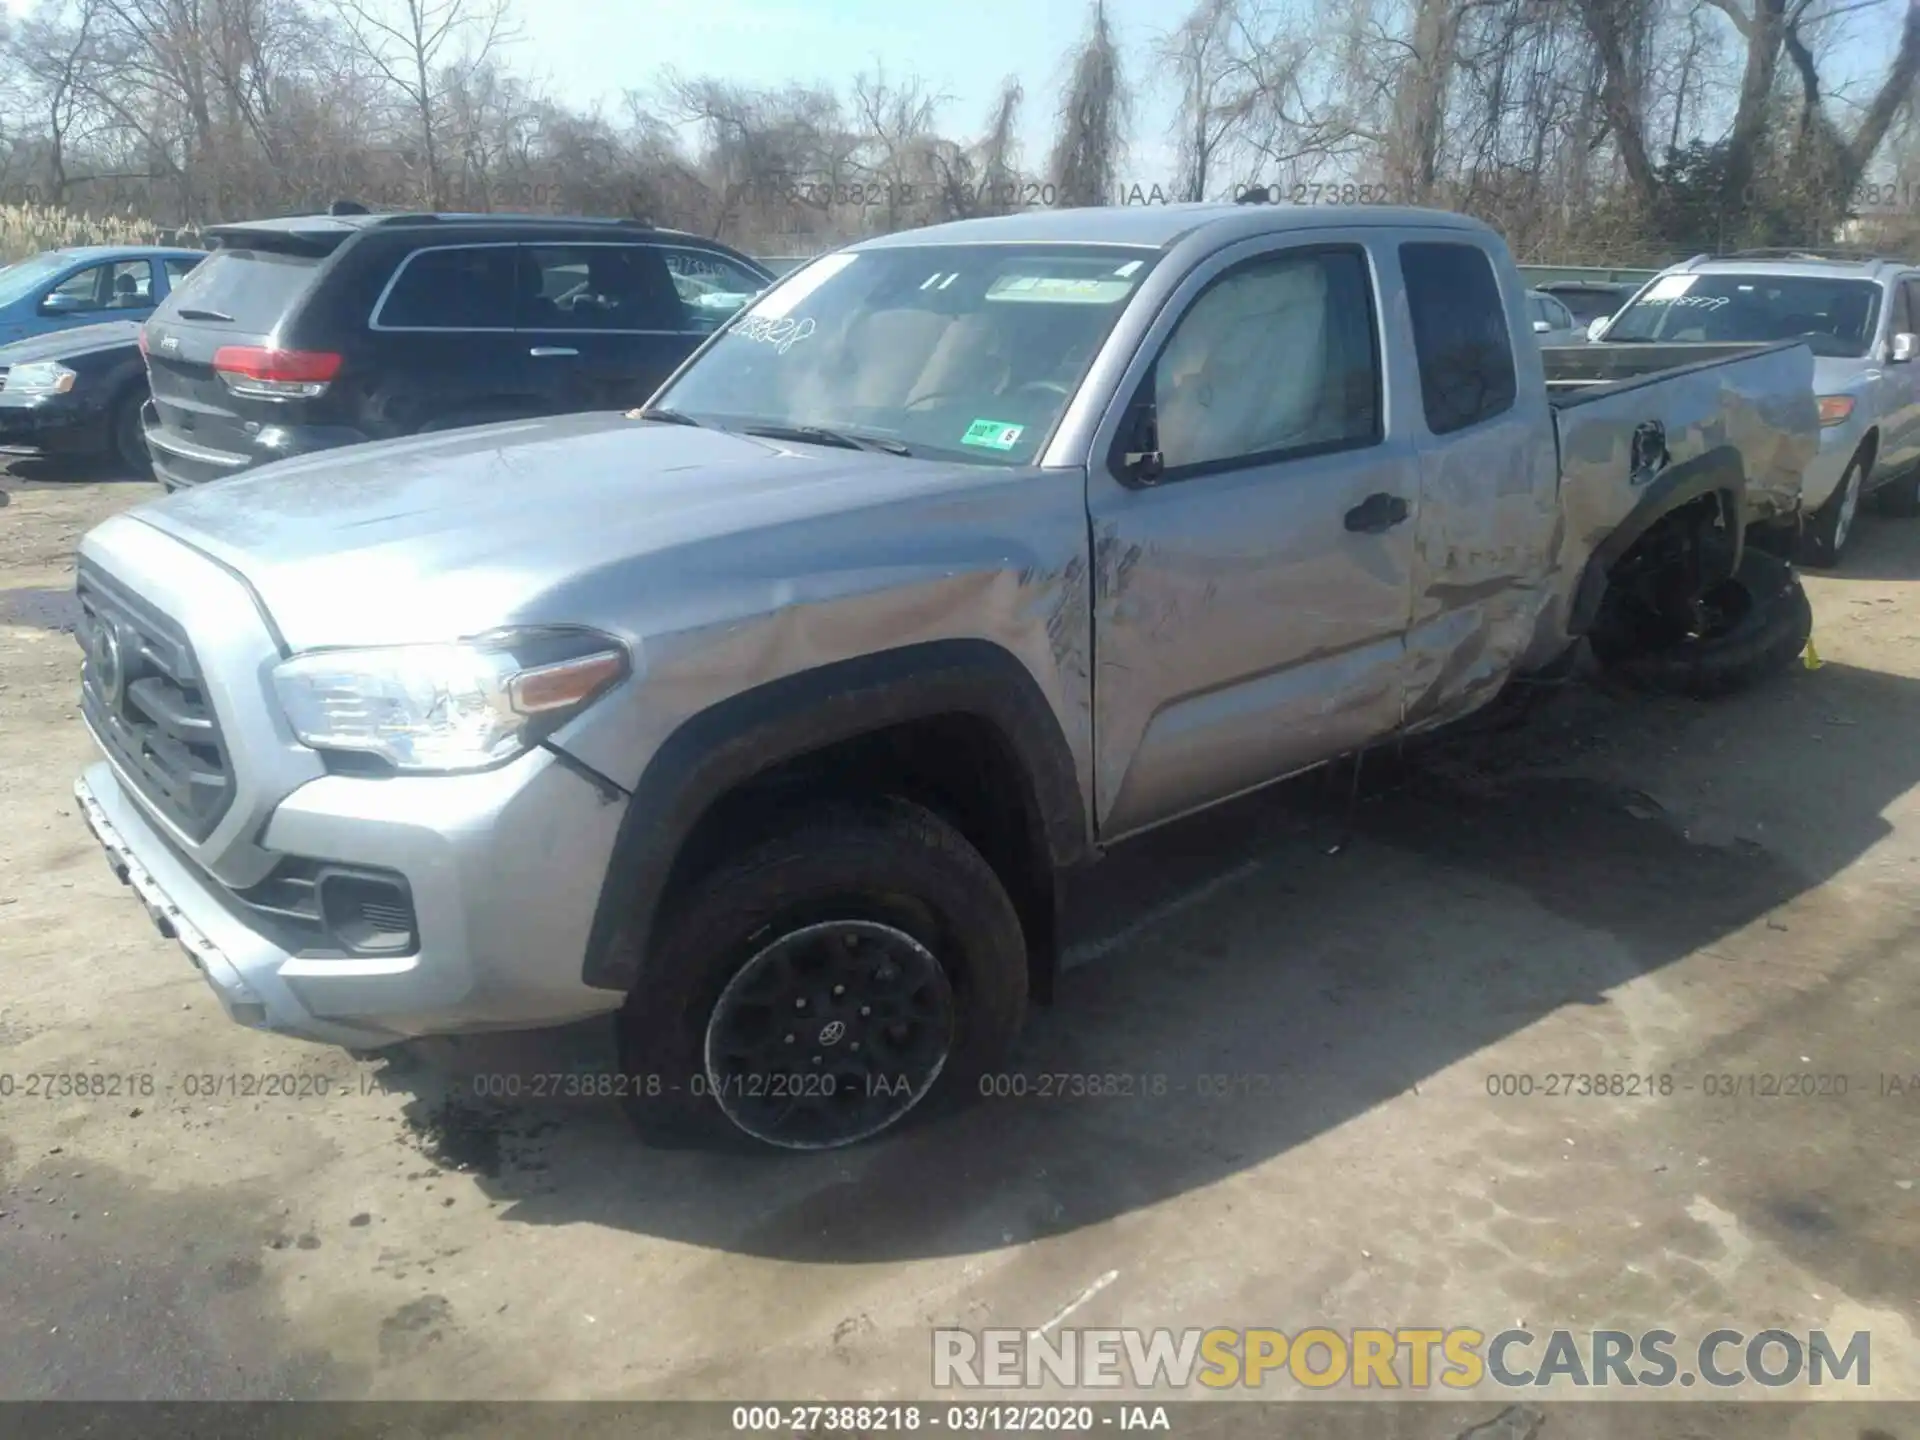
[1,460,1917,1423]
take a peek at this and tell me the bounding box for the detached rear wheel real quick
[617,797,1028,1151]
[1590,548,1811,700]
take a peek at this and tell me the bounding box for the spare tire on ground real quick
[1588,547,1811,700]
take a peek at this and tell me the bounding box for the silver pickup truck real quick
[69,204,1819,1152]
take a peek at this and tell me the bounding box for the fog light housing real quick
[316,867,418,956]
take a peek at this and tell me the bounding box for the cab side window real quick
[1137,246,1381,478]
[1401,242,1518,435]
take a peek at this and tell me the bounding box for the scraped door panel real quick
[1394,239,1560,732]
[1089,238,1419,841]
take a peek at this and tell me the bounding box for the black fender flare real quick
[1568,443,1748,637]
[578,638,1092,992]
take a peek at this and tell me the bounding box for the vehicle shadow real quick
[364,652,1920,1266]
[1829,509,1920,581]
[0,453,148,488]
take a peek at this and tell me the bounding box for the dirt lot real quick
[1,460,1917,1415]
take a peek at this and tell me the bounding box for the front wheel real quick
[1589,548,1811,700]
[617,797,1029,1151]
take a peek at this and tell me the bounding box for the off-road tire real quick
[1798,454,1868,568]
[616,797,1028,1152]
[1590,548,1811,700]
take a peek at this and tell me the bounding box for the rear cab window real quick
[1400,241,1518,435]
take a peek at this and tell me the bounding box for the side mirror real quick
[1532,319,1551,334]
[1891,332,1918,363]
[39,292,87,315]
[1116,403,1164,485]
[1587,316,1610,342]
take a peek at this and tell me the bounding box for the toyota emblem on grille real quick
[91,620,126,704]
[817,1020,847,1047]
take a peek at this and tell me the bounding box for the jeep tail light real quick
[1815,395,1855,427]
[137,327,149,358]
[212,345,342,399]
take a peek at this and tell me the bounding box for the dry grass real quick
[0,204,202,263]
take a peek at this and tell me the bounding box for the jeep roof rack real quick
[362,211,663,229]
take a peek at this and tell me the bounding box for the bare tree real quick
[332,0,518,207]
[6,0,103,204]
[1578,0,1920,235]
[1049,0,1132,207]
[1161,0,1260,200]
[850,65,945,231]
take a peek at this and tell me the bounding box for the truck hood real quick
[0,320,142,365]
[131,410,1026,649]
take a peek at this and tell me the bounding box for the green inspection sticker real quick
[962,419,1025,451]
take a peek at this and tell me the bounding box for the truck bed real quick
[1541,340,1794,402]
[1519,337,1820,671]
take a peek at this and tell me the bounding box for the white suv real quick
[1596,249,1920,567]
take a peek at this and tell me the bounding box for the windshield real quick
[1548,288,1630,324]
[654,243,1162,464]
[0,253,72,309]
[1604,272,1881,357]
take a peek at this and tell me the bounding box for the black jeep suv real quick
[138,210,772,490]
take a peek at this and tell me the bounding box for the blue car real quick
[0,245,206,347]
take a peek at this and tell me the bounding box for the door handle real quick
[529,346,579,358]
[1344,492,1410,533]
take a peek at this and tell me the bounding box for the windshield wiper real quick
[174,307,235,322]
[633,406,706,427]
[740,422,913,456]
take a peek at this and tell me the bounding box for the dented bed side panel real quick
[1522,341,1819,669]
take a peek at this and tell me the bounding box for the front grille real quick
[77,562,235,841]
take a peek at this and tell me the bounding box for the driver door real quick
[1086,236,1420,840]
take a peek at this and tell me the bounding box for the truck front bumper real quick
[75,747,629,1048]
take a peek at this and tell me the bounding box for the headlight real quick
[271,627,630,773]
[3,361,76,396]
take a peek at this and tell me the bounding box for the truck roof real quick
[851,202,1499,252]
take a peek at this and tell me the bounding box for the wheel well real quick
[1857,428,1880,477]
[654,714,1059,1001]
